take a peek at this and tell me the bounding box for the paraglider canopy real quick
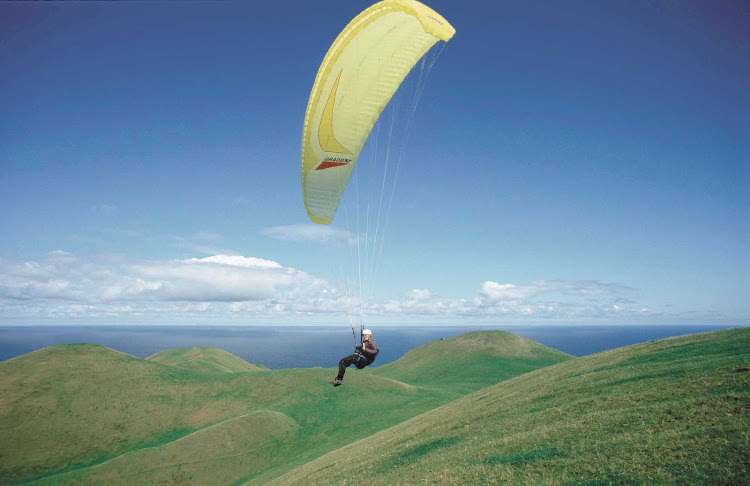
[301,0,455,225]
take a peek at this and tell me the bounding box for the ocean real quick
[0,324,740,369]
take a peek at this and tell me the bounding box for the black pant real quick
[337,353,368,380]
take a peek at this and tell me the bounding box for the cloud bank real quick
[0,251,656,324]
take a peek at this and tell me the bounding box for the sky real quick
[1,0,748,327]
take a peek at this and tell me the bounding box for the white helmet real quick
[362,329,372,336]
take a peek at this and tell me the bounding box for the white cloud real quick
[480,280,629,303]
[406,289,431,301]
[0,251,656,323]
[370,279,645,320]
[0,252,317,305]
[121,256,309,303]
[184,255,282,269]
[480,281,541,301]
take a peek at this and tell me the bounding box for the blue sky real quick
[1,0,747,326]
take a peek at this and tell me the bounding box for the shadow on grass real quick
[484,447,562,466]
[376,436,463,473]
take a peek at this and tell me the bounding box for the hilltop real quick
[0,331,569,484]
[271,328,750,485]
[372,331,573,395]
[2,329,746,485]
[147,346,267,373]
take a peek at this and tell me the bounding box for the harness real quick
[358,348,379,365]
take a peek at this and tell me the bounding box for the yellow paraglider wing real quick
[301,0,455,225]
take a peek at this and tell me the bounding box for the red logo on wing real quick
[316,158,351,170]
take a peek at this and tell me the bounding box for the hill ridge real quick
[146,346,266,373]
[39,410,298,484]
[1,330,571,484]
[371,330,573,395]
[267,327,750,485]
[5,329,745,485]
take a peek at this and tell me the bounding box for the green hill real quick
[269,328,750,485]
[146,346,267,373]
[46,410,298,485]
[0,331,569,484]
[373,331,573,395]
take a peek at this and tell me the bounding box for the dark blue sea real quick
[0,324,742,369]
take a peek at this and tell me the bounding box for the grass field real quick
[1,329,747,484]
[0,331,571,484]
[146,346,268,373]
[271,328,750,485]
[372,331,572,397]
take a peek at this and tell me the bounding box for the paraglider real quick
[300,0,455,370]
[301,0,455,224]
[331,329,378,386]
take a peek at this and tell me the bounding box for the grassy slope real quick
[0,332,569,485]
[146,346,267,373]
[372,331,573,396]
[47,411,298,485]
[270,328,750,485]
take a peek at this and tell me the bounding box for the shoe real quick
[331,379,343,386]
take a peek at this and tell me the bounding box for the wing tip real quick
[306,209,333,226]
